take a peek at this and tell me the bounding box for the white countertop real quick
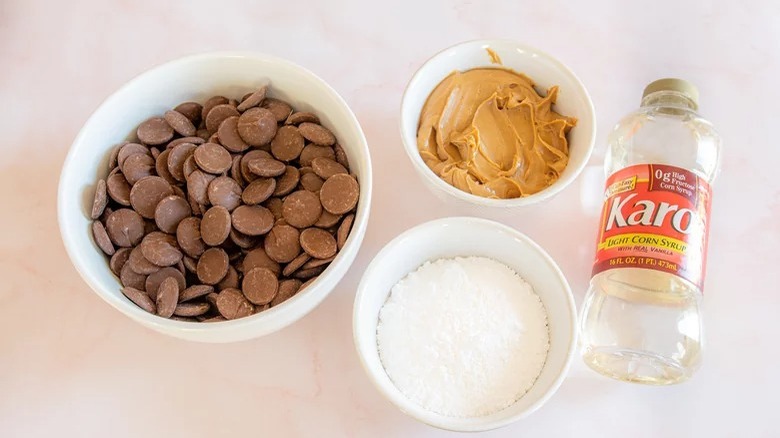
[1,0,777,436]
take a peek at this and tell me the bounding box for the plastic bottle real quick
[579,79,721,385]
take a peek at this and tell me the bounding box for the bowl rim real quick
[352,216,577,431]
[399,38,597,208]
[58,51,373,339]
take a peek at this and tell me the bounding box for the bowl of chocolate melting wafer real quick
[58,52,372,342]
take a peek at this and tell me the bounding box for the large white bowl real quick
[353,217,577,431]
[400,39,596,207]
[58,52,372,342]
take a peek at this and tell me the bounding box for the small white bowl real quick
[353,217,576,431]
[58,52,372,342]
[400,39,596,207]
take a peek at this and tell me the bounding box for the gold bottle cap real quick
[642,78,699,109]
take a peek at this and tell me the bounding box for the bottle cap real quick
[642,78,699,109]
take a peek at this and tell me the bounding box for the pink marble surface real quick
[1,0,778,436]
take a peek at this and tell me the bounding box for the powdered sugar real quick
[377,256,549,417]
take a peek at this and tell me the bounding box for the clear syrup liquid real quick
[579,91,720,385]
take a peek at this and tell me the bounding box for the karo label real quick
[591,164,712,289]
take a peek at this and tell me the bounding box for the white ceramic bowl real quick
[400,39,596,207]
[58,52,372,342]
[353,217,576,432]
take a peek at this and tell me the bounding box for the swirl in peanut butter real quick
[417,68,577,199]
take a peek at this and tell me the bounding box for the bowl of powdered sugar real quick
[353,217,576,431]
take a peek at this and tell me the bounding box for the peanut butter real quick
[417,68,577,199]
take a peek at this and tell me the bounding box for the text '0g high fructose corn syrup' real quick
[580,79,721,385]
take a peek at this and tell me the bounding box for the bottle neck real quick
[640,91,697,111]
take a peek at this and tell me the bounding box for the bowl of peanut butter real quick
[401,39,595,207]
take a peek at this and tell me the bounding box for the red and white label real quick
[592,164,713,289]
